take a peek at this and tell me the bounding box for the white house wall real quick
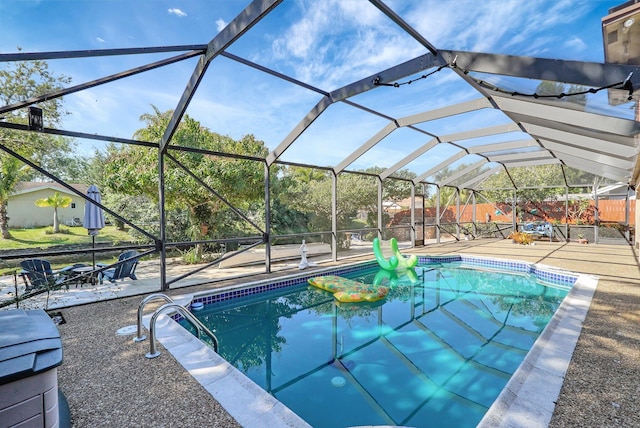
[9,188,85,228]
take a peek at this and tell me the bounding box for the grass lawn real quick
[0,226,132,250]
[0,226,136,275]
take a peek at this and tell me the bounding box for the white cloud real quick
[564,36,587,52]
[215,18,226,32]
[96,37,105,43]
[168,8,187,17]
[269,0,424,90]
[405,0,594,56]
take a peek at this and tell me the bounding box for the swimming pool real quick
[175,255,585,427]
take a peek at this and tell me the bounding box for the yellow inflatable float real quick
[308,275,389,303]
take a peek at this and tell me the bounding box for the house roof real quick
[12,182,90,197]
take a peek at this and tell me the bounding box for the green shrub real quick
[45,226,71,235]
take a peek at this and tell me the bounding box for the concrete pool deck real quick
[6,239,640,427]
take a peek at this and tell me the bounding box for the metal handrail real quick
[145,303,219,359]
[133,293,174,342]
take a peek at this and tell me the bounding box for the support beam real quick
[439,159,488,187]
[413,150,467,184]
[436,186,441,243]
[378,177,383,240]
[540,139,634,170]
[439,123,521,143]
[330,53,441,101]
[160,0,282,153]
[380,138,438,180]
[561,158,629,182]
[158,151,167,291]
[335,121,398,173]
[487,151,553,164]
[381,124,520,180]
[264,163,271,273]
[509,113,637,145]
[455,189,461,238]
[267,96,333,165]
[512,189,517,231]
[397,98,492,127]
[494,95,640,136]
[331,171,338,261]
[410,183,416,246]
[472,192,477,234]
[522,122,638,157]
[441,49,640,88]
[369,0,438,55]
[467,139,538,155]
[458,166,502,190]
[0,45,207,62]
[0,51,202,115]
[501,158,561,168]
[595,185,600,244]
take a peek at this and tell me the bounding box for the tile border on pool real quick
[186,255,579,310]
[154,254,595,428]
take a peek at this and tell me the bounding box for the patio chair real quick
[65,217,82,226]
[19,259,66,291]
[98,250,139,284]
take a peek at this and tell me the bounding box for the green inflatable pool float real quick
[373,238,418,270]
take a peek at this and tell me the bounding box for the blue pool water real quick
[182,259,572,428]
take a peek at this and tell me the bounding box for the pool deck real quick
[5,239,640,427]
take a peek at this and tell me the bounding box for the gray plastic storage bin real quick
[0,309,63,428]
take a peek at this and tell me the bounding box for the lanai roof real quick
[1,0,639,191]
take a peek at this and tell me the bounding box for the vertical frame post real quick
[158,149,167,291]
[512,189,517,233]
[377,177,383,240]
[331,171,337,261]
[565,186,569,240]
[410,182,416,247]
[455,188,461,239]
[472,191,477,235]
[264,163,271,273]
[436,186,441,243]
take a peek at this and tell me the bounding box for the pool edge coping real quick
[477,271,598,428]
[149,255,594,428]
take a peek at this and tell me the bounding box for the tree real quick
[104,106,269,261]
[34,191,72,233]
[27,137,89,182]
[0,155,29,238]
[0,54,72,238]
[281,167,415,247]
[480,164,565,222]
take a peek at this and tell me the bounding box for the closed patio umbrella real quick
[83,184,105,270]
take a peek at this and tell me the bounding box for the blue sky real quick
[0,0,627,174]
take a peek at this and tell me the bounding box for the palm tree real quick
[34,191,72,233]
[0,155,29,239]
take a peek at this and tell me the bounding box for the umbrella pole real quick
[92,235,96,273]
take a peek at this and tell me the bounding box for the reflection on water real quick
[185,264,568,428]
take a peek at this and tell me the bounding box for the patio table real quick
[64,266,96,287]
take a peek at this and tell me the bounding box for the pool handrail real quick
[134,293,174,342]
[146,302,219,359]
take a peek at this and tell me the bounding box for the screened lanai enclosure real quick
[1,0,640,294]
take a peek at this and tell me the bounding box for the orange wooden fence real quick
[391,200,635,226]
